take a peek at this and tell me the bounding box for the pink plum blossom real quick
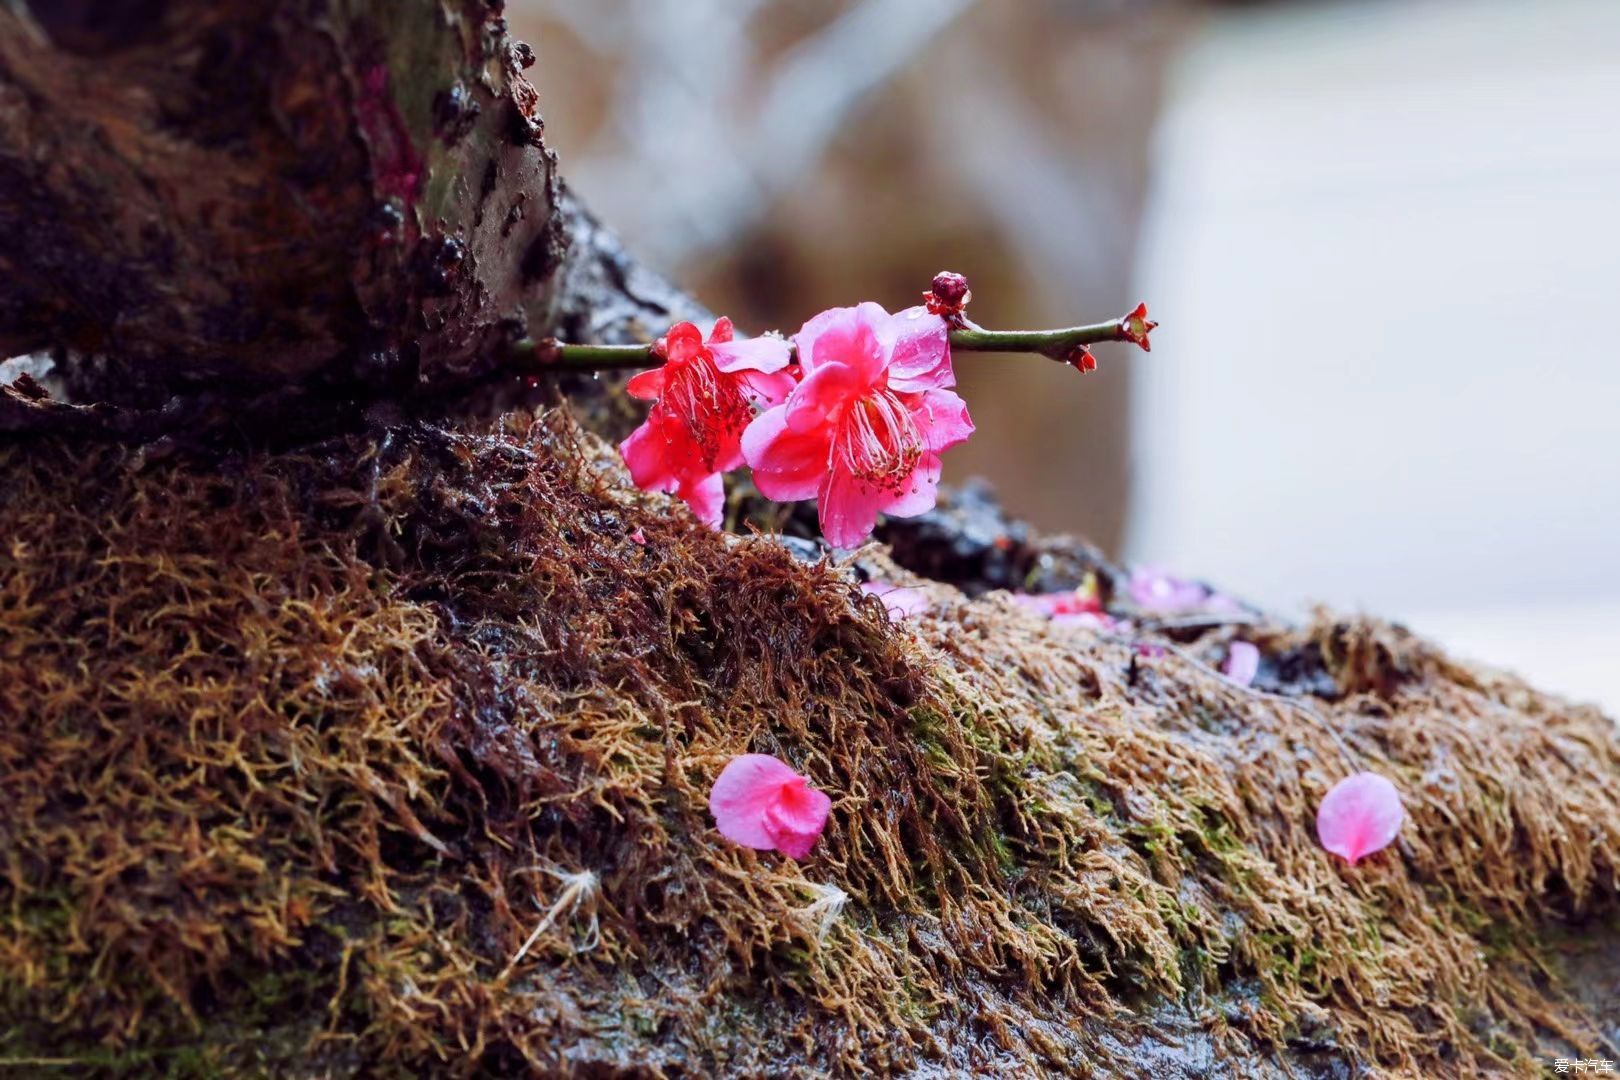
[620,318,795,527]
[1316,772,1404,866]
[861,581,930,621]
[709,754,832,860]
[742,303,974,548]
[1222,641,1260,687]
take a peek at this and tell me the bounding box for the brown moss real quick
[0,412,1615,1076]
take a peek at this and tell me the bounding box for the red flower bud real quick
[1121,302,1158,352]
[924,270,972,322]
[1067,345,1097,374]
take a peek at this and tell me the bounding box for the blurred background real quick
[510,0,1620,712]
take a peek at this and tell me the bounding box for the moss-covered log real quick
[1,421,1616,1076]
[0,2,1616,1077]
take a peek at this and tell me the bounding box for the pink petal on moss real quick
[709,754,830,859]
[1316,772,1404,866]
[762,781,832,860]
[1222,641,1260,687]
[862,582,930,620]
[1127,565,1208,613]
[1052,611,1116,631]
[710,754,800,850]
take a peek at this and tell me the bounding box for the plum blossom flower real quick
[1222,641,1260,687]
[710,754,832,860]
[1316,772,1404,866]
[620,318,795,527]
[743,303,974,548]
[861,581,930,621]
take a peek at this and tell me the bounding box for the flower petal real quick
[678,470,726,529]
[909,388,974,454]
[1052,611,1117,631]
[1128,565,1209,613]
[736,368,798,410]
[792,304,886,384]
[663,321,706,364]
[879,305,954,392]
[626,367,666,401]
[742,405,827,504]
[784,361,863,434]
[710,335,794,375]
[762,779,832,860]
[817,467,886,549]
[1222,641,1260,687]
[1317,772,1404,866]
[875,451,941,519]
[710,754,831,859]
[619,417,677,492]
[710,754,800,850]
[861,582,930,621]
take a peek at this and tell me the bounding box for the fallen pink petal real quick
[1127,565,1210,613]
[1222,641,1260,687]
[709,754,832,861]
[1316,772,1404,867]
[1051,611,1118,631]
[1011,579,1104,618]
[861,581,930,621]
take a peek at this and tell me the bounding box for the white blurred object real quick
[1133,0,1620,712]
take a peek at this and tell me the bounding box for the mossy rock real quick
[1,412,1615,1076]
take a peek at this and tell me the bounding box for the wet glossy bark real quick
[0,0,692,432]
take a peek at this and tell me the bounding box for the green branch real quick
[512,317,1149,375]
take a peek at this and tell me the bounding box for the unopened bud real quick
[925,271,972,321]
[930,271,969,306]
[1068,345,1097,373]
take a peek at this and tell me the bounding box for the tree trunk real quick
[1,3,1616,1077]
[0,0,695,436]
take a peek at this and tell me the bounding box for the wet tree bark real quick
[0,0,695,436]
